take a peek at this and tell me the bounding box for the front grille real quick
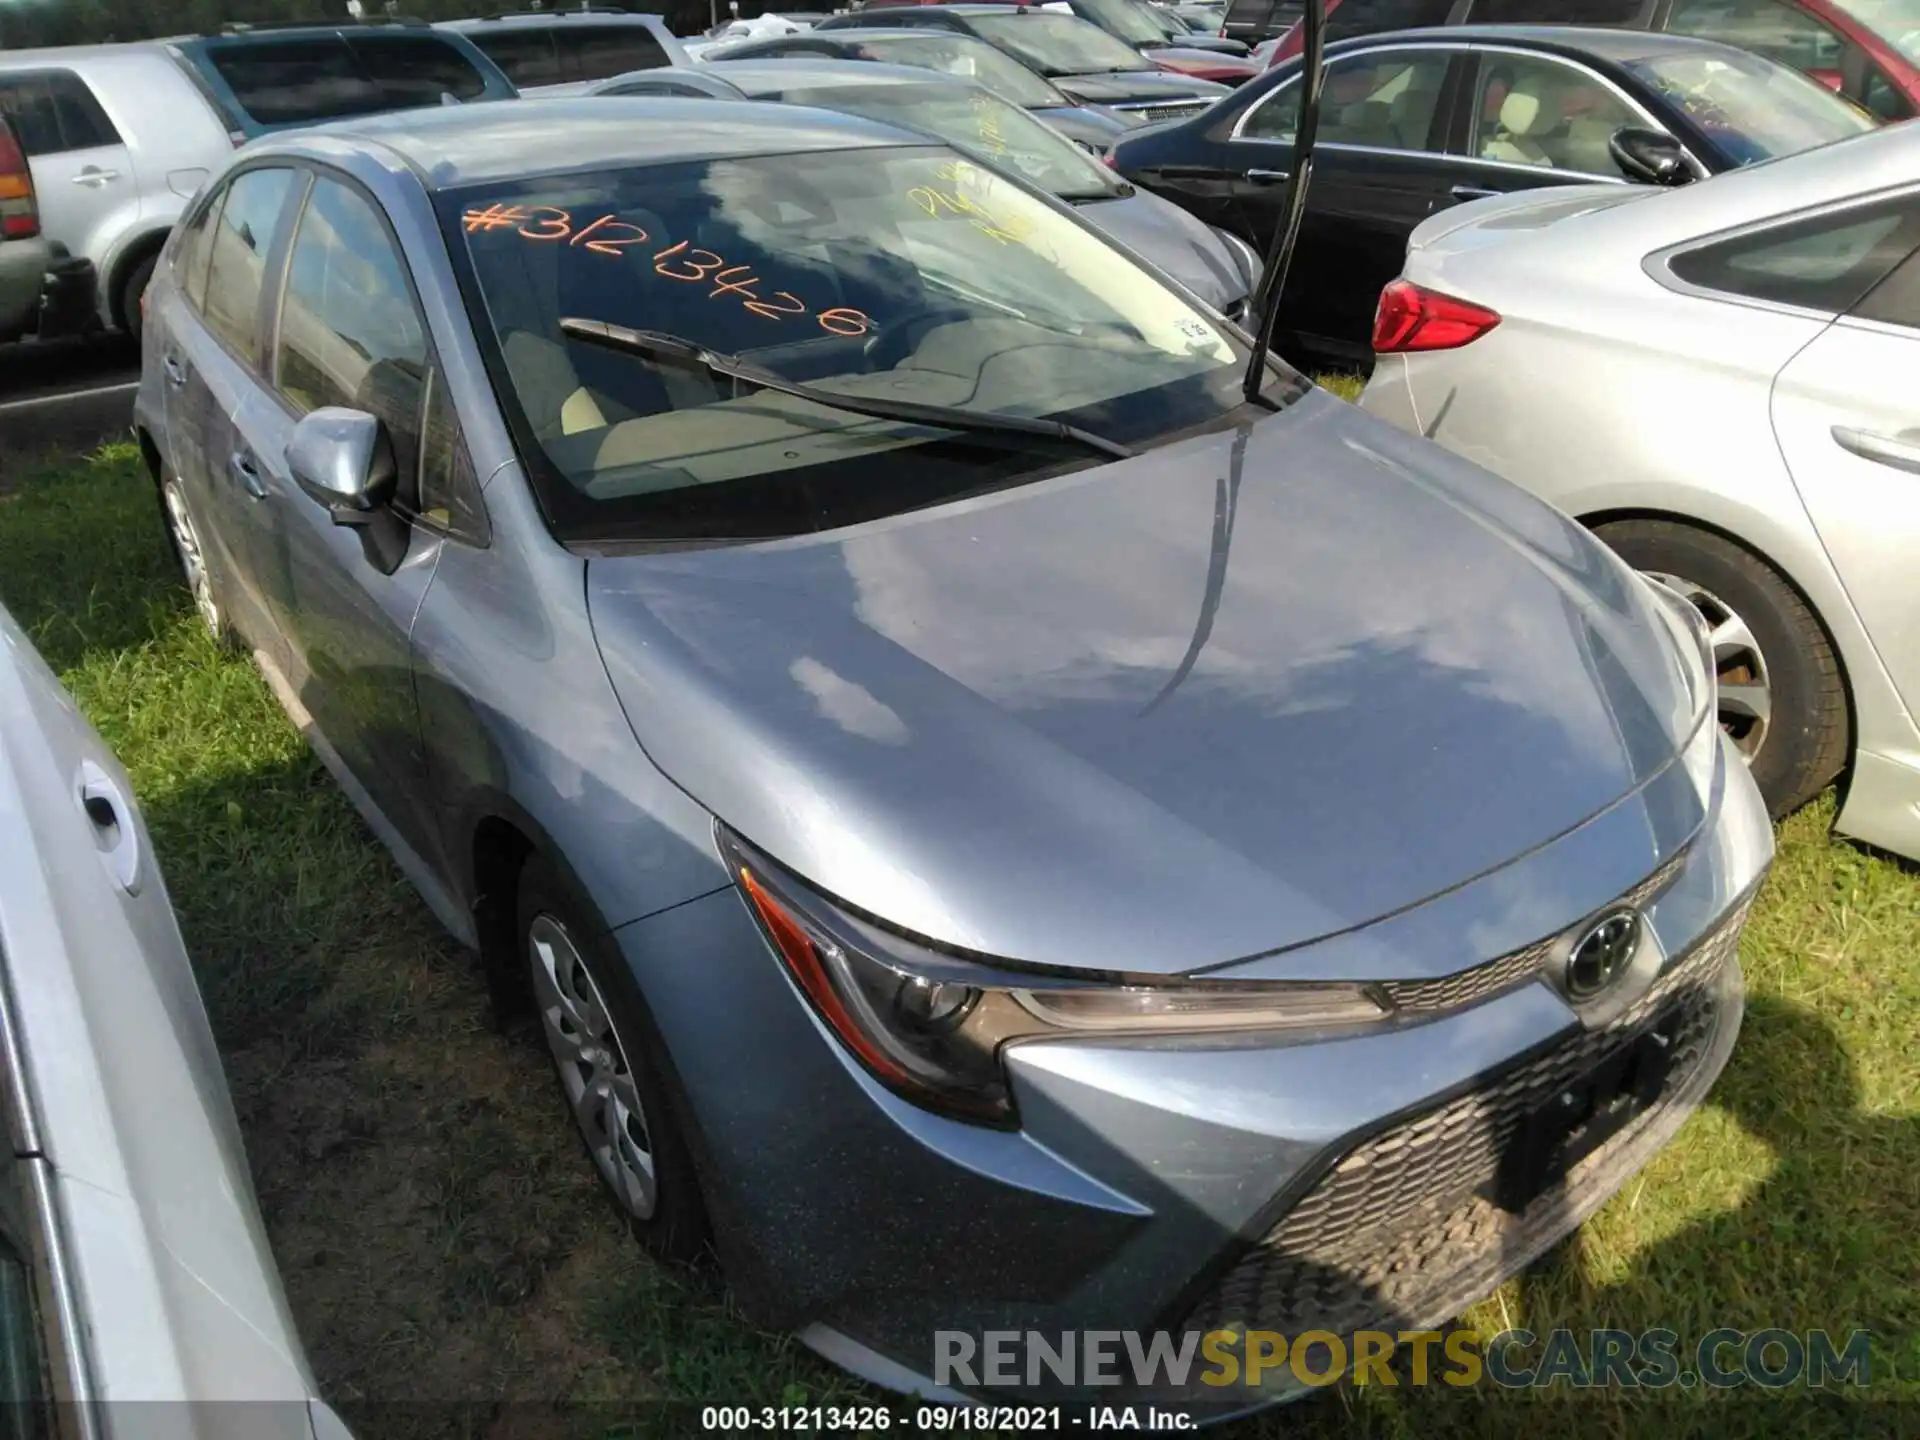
[1377,847,1689,1017]
[1179,894,1749,1348]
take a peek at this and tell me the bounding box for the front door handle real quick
[1450,184,1500,201]
[1244,167,1290,183]
[71,166,120,187]
[1832,425,1920,476]
[229,450,268,499]
[162,354,186,387]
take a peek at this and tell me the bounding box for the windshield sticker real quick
[905,161,1035,247]
[968,92,1010,160]
[462,203,872,337]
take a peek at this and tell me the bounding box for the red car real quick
[1269,0,1919,119]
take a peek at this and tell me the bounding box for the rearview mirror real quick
[286,408,408,574]
[1609,127,1693,187]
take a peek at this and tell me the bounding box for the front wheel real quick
[518,860,709,1262]
[1592,518,1849,817]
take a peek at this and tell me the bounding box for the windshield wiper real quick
[559,319,1136,461]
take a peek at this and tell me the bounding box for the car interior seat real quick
[1482,86,1557,166]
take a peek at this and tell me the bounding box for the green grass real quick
[0,443,1913,1437]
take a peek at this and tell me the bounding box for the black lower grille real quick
[1180,896,1749,1344]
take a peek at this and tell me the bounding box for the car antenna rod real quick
[1241,0,1326,403]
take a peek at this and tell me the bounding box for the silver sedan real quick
[1361,122,1920,861]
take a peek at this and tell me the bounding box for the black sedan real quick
[1111,25,1878,364]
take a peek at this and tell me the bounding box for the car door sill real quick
[249,647,477,950]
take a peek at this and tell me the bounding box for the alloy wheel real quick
[163,479,221,639]
[1644,569,1772,763]
[528,914,658,1220]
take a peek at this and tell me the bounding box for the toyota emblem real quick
[1564,909,1641,1000]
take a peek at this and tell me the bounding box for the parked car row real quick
[1111,25,1879,361]
[8,0,1915,1422]
[1264,0,1920,120]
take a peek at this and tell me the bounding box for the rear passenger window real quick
[1856,243,1920,330]
[1668,200,1920,313]
[1244,49,1450,148]
[554,25,673,82]
[0,70,120,157]
[1325,0,1456,43]
[172,191,223,311]
[201,167,297,367]
[469,29,562,87]
[276,177,434,509]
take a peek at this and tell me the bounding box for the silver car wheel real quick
[528,913,657,1221]
[163,479,221,639]
[1644,569,1772,763]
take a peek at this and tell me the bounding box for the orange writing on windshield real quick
[461,204,872,338]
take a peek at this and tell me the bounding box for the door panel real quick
[1771,276,1920,718]
[172,166,302,658]
[247,171,451,877]
[1228,47,1461,356]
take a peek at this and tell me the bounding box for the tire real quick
[517,859,710,1262]
[1592,519,1849,818]
[119,254,156,346]
[157,474,236,650]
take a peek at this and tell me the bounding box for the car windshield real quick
[853,33,1070,107]
[1074,0,1173,47]
[967,12,1157,74]
[1830,0,1920,63]
[1622,50,1877,164]
[446,146,1287,542]
[771,83,1124,199]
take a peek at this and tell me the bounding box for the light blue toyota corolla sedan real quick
[133,97,1772,1413]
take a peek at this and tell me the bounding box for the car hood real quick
[1075,188,1251,309]
[1034,102,1133,147]
[586,390,1698,975]
[1052,69,1228,103]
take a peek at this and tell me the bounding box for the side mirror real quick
[1608,127,1693,187]
[287,407,396,525]
[286,407,409,575]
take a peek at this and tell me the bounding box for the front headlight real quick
[721,827,1387,1125]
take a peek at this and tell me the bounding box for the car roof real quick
[701,57,979,94]
[296,95,924,186]
[439,11,672,27]
[771,26,997,44]
[1328,23,1779,63]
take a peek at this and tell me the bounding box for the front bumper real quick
[616,735,1771,1409]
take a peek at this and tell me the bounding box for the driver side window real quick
[273,174,487,542]
[1467,54,1642,177]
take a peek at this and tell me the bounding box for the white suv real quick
[0,46,231,343]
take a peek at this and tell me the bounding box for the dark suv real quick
[170,19,519,139]
[1267,0,1918,119]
